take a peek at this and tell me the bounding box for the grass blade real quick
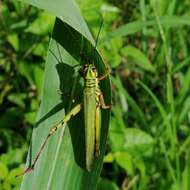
[100,16,190,43]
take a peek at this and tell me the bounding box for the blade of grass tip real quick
[167,0,177,15]
[172,56,190,74]
[120,46,155,72]
[140,0,147,52]
[176,67,190,106]
[178,135,190,156]
[139,76,179,181]
[178,97,190,124]
[137,80,172,139]
[160,138,177,183]
[153,3,177,160]
[177,28,188,58]
[153,3,173,102]
[111,76,147,127]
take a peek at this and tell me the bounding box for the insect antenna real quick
[92,14,104,74]
[93,17,104,58]
[94,19,103,49]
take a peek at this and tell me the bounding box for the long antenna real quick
[94,18,104,50]
[93,15,104,58]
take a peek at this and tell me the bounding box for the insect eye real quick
[92,67,96,72]
[82,64,88,68]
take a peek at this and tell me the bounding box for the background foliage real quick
[1,0,190,189]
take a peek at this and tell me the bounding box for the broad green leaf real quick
[20,1,111,190]
[18,61,35,86]
[0,162,8,179]
[18,61,44,95]
[100,3,120,13]
[32,44,48,57]
[121,45,155,72]
[7,34,19,51]
[33,65,44,98]
[7,94,25,108]
[114,152,134,175]
[98,178,119,190]
[0,147,27,166]
[103,153,114,163]
[24,111,36,125]
[25,12,54,35]
[171,183,181,190]
[110,128,154,155]
[8,168,23,188]
[22,0,94,43]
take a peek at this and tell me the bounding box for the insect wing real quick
[83,90,96,171]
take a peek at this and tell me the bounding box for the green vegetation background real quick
[0,0,190,189]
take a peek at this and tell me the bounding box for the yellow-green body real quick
[83,64,102,171]
[19,64,109,176]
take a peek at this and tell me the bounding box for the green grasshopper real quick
[17,18,111,176]
[18,60,111,176]
[80,63,111,170]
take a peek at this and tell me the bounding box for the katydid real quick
[80,63,111,170]
[17,61,111,176]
